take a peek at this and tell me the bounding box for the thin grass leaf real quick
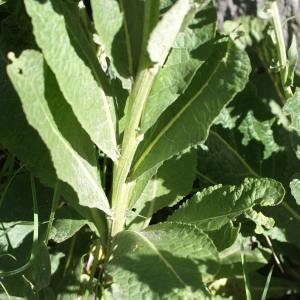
[0,173,39,277]
[240,235,252,300]
[261,265,274,300]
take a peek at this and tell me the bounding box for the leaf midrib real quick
[22,61,110,215]
[132,56,224,175]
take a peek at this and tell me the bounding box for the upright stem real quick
[110,0,160,238]
[269,1,293,98]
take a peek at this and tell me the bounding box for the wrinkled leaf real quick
[168,178,284,233]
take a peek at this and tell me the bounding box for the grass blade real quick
[261,265,274,300]
[240,234,252,300]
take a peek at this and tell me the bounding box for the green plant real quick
[1,0,300,299]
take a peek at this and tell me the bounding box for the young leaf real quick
[140,1,217,134]
[105,222,219,299]
[131,37,251,180]
[127,149,197,230]
[7,50,111,215]
[168,178,285,233]
[91,0,132,89]
[285,34,298,87]
[24,0,119,161]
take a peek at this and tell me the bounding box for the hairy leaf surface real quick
[7,50,110,215]
[24,0,118,161]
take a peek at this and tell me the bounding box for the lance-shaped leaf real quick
[105,222,219,299]
[140,1,216,133]
[92,0,145,82]
[130,37,251,180]
[168,178,285,233]
[91,0,132,89]
[7,50,111,215]
[24,0,118,161]
[126,149,197,231]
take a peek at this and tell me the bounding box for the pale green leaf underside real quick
[106,222,219,299]
[141,1,216,134]
[168,178,284,232]
[24,0,118,161]
[131,37,251,180]
[7,50,111,215]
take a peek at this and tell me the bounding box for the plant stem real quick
[269,1,293,98]
[45,178,61,244]
[110,0,160,238]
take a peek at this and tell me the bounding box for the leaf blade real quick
[7,50,111,215]
[24,0,118,161]
[131,37,251,180]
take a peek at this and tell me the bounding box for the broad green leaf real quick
[140,1,216,134]
[7,50,111,215]
[206,222,240,252]
[168,178,285,233]
[126,149,197,231]
[214,236,271,280]
[105,222,219,299]
[283,87,300,133]
[131,37,251,180]
[24,0,118,161]
[91,0,132,89]
[49,206,90,243]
